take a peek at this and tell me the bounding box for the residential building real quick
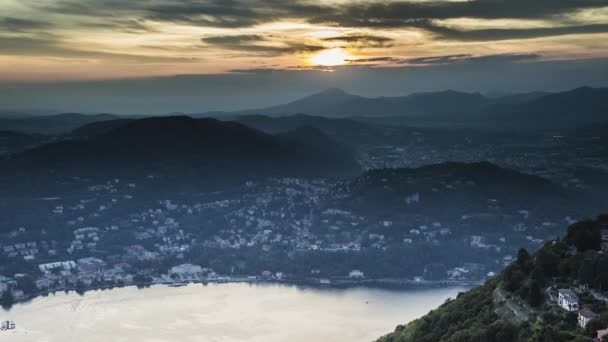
[596,329,608,342]
[579,308,599,328]
[38,260,76,273]
[558,289,579,312]
[349,270,364,278]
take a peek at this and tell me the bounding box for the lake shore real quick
[4,276,481,309]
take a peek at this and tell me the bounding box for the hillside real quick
[331,162,578,218]
[234,113,371,134]
[70,118,135,139]
[2,116,361,185]
[0,113,121,134]
[377,215,608,342]
[232,113,399,146]
[0,131,48,155]
[487,87,608,128]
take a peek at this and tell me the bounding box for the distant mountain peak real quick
[302,88,358,101]
[317,87,349,96]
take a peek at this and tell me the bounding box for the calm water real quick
[0,283,468,342]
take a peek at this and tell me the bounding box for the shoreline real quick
[4,277,482,309]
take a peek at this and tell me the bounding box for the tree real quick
[75,280,87,296]
[536,248,559,278]
[578,258,595,285]
[504,264,525,292]
[16,275,37,295]
[516,248,533,274]
[567,220,601,252]
[527,280,544,307]
[585,317,605,337]
[0,290,14,310]
[595,256,608,290]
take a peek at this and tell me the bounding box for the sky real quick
[1,0,608,113]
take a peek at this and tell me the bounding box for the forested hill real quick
[377,215,608,342]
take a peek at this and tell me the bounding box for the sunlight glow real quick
[310,48,352,66]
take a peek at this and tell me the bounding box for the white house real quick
[169,264,203,280]
[349,270,364,278]
[578,308,599,328]
[38,260,76,273]
[558,289,579,312]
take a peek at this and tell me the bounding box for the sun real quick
[310,48,352,66]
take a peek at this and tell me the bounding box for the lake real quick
[0,283,469,342]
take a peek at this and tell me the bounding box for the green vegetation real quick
[378,215,608,342]
[1,289,14,310]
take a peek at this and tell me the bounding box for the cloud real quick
[36,0,608,27]
[0,35,201,63]
[201,34,325,56]
[78,19,154,33]
[202,34,267,45]
[322,34,394,48]
[402,53,541,65]
[28,0,608,41]
[346,57,398,63]
[413,20,608,41]
[310,0,608,27]
[0,17,50,32]
[2,0,607,80]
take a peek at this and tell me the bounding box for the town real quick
[0,166,597,309]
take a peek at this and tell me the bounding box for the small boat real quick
[0,320,15,330]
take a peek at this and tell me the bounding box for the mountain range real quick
[228,86,605,120]
[223,86,608,129]
[1,86,606,135]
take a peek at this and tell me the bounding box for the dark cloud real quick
[78,19,153,33]
[343,53,540,65]
[202,34,267,45]
[310,0,608,27]
[346,57,398,63]
[35,0,607,27]
[26,0,608,41]
[201,34,324,56]
[402,54,473,65]
[0,17,50,32]
[229,42,325,55]
[411,20,608,41]
[402,53,541,65]
[32,0,143,17]
[322,34,394,47]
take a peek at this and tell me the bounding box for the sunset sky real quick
[1,0,608,113]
